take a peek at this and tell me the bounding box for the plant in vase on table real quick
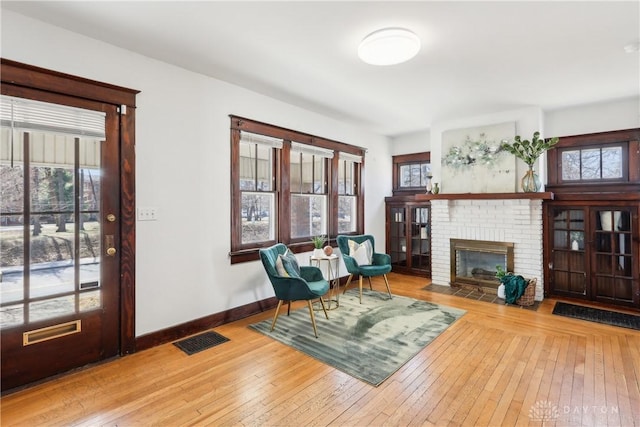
[311,235,327,258]
[500,131,559,192]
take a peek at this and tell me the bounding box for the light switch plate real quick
[137,207,158,221]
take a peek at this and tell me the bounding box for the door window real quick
[1,96,106,327]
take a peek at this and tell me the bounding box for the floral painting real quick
[441,122,516,193]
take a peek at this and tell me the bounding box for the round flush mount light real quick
[358,27,421,66]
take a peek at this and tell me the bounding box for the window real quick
[238,132,280,244]
[230,116,365,263]
[338,152,362,233]
[560,145,624,181]
[290,143,332,239]
[546,129,639,194]
[392,152,431,195]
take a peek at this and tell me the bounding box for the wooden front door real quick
[0,92,122,391]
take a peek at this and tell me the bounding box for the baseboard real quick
[135,296,278,351]
[135,275,352,352]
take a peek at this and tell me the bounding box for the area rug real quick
[173,331,230,355]
[552,302,640,331]
[249,289,465,386]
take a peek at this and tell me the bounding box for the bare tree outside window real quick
[561,146,623,181]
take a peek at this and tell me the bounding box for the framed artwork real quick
[441,122,516,193]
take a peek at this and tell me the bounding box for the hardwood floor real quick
[1,273,639,426]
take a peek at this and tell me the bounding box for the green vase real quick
[521,167,541,192]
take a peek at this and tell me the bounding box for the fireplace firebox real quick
[450,239,514,291]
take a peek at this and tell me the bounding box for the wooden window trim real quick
[392,152,431,196]
[229,115,365,263]
[546,128,640,197]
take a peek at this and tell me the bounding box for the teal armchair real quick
[336,234,392,304]
[259,243,329,338]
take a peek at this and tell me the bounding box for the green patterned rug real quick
[249,289,466,386]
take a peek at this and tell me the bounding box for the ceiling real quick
[3,1,639,137]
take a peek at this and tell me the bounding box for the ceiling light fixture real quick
[358,27,421,66]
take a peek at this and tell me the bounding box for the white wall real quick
[1,10,392,336]
[545,96,640,137]
[391,130,431,156]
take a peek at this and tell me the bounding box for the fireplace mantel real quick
[416,192,554,201]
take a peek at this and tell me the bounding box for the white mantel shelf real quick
[415,192,554,201]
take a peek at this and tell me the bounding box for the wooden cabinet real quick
[545,201,639,309]
[385,196,431,277]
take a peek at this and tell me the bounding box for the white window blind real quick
[291,142,334,159]
[339,152,363,163]
[240,131,283,149]
[0,95,106,139]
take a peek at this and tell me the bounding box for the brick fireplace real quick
[421,193,551,301]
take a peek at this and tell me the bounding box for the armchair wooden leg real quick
[367,276,373,290]
[359,275,364,304]
[307,300,319,338]
[343,274,354,294]
[383,274,392,299]
[271,300,284,332]
[287,300,291,316]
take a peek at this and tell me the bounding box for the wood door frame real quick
[1,58,140,354]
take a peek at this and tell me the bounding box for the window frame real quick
[546,128,640,195]
[229,115,365,264]
[391,152,431,196]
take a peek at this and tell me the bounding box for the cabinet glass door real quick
[549,205,638,307]
[550,208,587,297]
[592,208,635,304]
[389,206,407,266]
[411,206,430,272]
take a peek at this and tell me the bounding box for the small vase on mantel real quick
[521,166,542,193]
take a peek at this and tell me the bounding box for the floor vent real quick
[552,302,640,330]
[173,331,230,355]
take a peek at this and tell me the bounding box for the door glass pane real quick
[569,210,584,230]
[554,230,568,248]
[1,126,105,327]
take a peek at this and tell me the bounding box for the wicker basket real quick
[516,278,537,306]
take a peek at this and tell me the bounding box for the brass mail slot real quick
[23,320,81,346]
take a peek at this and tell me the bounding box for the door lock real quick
[105,235,116,256]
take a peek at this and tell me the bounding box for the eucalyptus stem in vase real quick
[500,131,559,192]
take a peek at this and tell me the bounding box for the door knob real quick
[106,247,116,256]
[106,213,116,222]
